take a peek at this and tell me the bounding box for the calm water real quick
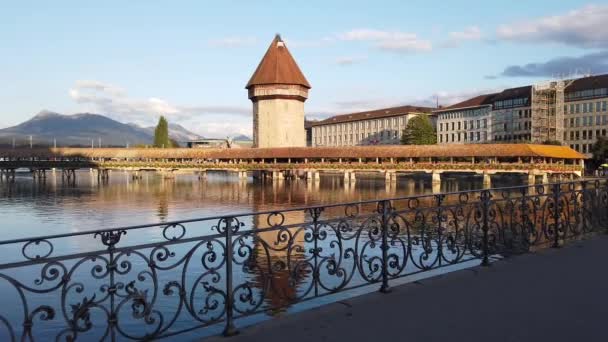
[0,170,525,240]
[0,170,525,341]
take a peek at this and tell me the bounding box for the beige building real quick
[246,35,311,148]
[309,105,434,147]
[435,74,608,156]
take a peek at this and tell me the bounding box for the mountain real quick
[141,123,203,143]
[232,134,252,141]
[0,111,203,147]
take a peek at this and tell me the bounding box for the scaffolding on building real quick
[531,79,575,144]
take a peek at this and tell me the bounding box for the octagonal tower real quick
[246,34,311,148]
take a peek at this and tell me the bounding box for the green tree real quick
[590,136,608,168]
[153,116,170,148]
[400,115,437,145]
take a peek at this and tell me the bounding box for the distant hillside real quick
[140,123,204,143]
[232,134,252,141]
[0,111,203,147]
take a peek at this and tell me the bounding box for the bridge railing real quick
[0,179,606,340]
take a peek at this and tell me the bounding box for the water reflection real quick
[0,171,534,340]
[0,171,526,241]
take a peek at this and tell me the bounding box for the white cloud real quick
[335,56,367,66]
[443,26,482,47]
[496,4,608,48]
[306,87,501,121]
[68,80,251,137]
[283,36,335,48]
[208,36,257,48]
[338,29,432,53]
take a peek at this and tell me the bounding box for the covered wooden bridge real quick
[0,144,587,185]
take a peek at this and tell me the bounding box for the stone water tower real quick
[246,34,311,148]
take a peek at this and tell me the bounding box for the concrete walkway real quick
[207,236,608,342]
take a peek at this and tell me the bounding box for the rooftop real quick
[566,74,608,93]
[0,144,586,160]
[245,34,311,89]
[310,105,434,127]
[435,93,498,112]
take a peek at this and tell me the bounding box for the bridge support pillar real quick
[541,173,548,184]
[483,172,491,188]
[528,171,536,185]
[431,171,441,184]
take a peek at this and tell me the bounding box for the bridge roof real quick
[0,144,586,160]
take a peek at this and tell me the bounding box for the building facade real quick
[436,74,608,156]
[561,75,608,154]
[246,35,310,148]
[309,106,434,147]
[435,94,494,144]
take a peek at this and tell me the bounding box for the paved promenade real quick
[208,236,608,342]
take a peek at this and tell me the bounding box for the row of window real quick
[571,143,595,154]
[565,115,608,128]
[437,108,489,121]
[566,88,608,101]
[494,134,532,142]
[494,97,529,110]
[565,129,607,141]
[313,117,408,135]
[438,119,488,132]
[565,101,608,114]
[315,130,401,146]
[439,131,487,143]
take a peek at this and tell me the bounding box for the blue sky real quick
[1,0,607,137]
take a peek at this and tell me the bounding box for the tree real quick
[590,136,608,168]
[401,115,437,145]
[153,116,170,148]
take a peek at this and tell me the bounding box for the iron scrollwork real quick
[0,178,605,340]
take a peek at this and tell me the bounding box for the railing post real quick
[581,180,588,233]
[552,183,561,248]
[480,190,491,266]
[380,200,391,293]
[223,217,238,336]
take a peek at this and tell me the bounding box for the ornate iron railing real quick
[0,179,606,341]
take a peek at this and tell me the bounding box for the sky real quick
[1,0,607,137]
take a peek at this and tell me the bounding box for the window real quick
[483,119,487,128]
[576,104,580,113]
[440,123,443,132]
[597,116,601,125]
[464,121,467,130]
[583,131,587,140]
[589,130,593,140]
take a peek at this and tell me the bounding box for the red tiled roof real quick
[0,145,586,160]
[435,93,497,112]
[246,34,311,89]
[566,74,608,93]
[310,105,434,126]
